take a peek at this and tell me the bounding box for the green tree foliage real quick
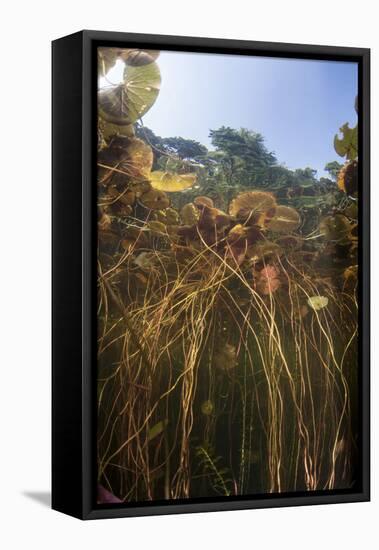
[208,126,276,188]
[134,124,346,215]
[161,136,208,160]
[134,126,207,160]
[324,161,344,181]
[210,126,276,167]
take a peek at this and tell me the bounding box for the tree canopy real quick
[134,123,342,212]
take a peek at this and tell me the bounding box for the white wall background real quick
[0,1,376,547]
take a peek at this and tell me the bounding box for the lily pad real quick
[123,49,160,66]
[334,123,358,160]
[140,188,170,210]
[276,235,302,250]
[165,208,180,225]
[268,205,301,233]
[98,61,161,125]
[337,161,358,196]
[100,120,135,141]
[344,201,358,220]
[98,47,160,76]
[147,220,167,236]
[98,47,120,77]
[150,171,197,192]
[320,214,353,244]
[98,137,152,185]
[201,400,214,416]
[194,196,214,209]
[307,296,328,311]
[343,265,358,282]
[247,240,282,261]
[125,138,153,178]
[180,203,200,225]
[229,191,276,226]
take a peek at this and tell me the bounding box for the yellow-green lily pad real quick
[150,171,197,192]
[98,61,161,125]
[307,296,328,311]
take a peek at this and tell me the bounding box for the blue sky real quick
[104,51,358,177]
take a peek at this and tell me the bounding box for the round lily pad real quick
[229,191,276,226]
[98,47,120,77]
[268,205,301,233]
[139,188,170,210]
[123,49,160,67]
[150,171,197,192]
[98,61,161,125]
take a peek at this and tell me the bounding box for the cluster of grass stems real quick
[97,227,358,501]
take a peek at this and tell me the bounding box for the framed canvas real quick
[52,30,370,519]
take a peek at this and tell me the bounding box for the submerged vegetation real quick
[97,48,359,503]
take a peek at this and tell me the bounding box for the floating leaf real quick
[180,203,200,225]
[268,205,301,233]
[129,180,152,196]
[98,211,112,231]
[125,138,153,178]
[194,196,214,209]
[165,208,180,225]
[227,224,247,243]
[153,210,167,223]
[225,224,256,266]
[276,235,302,250]
[198,207,231,232]
[148,420,168,442]
[227,224,261,247]
[334,123,358,160]
[98,61,161,125]
[201,400,214,416]
[98,47,160,76]
[121,227,148,250]
[229,191,276,226]
[343,265,358,282]
[133,251,157,270]
[307,296,329,311]
[98,47,120,77]
[100,119,135,141]
[98,137,152,186]
[123,49,160,67]
[139,188,170,210]
[320,214,353,244]
[344,201,358,220]
[150,171,197,192]
[108,187,136,206]
[147,220,167,236]
[337,160,358,195]
[247,240,282,261]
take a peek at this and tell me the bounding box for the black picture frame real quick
[52,30,370,520]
